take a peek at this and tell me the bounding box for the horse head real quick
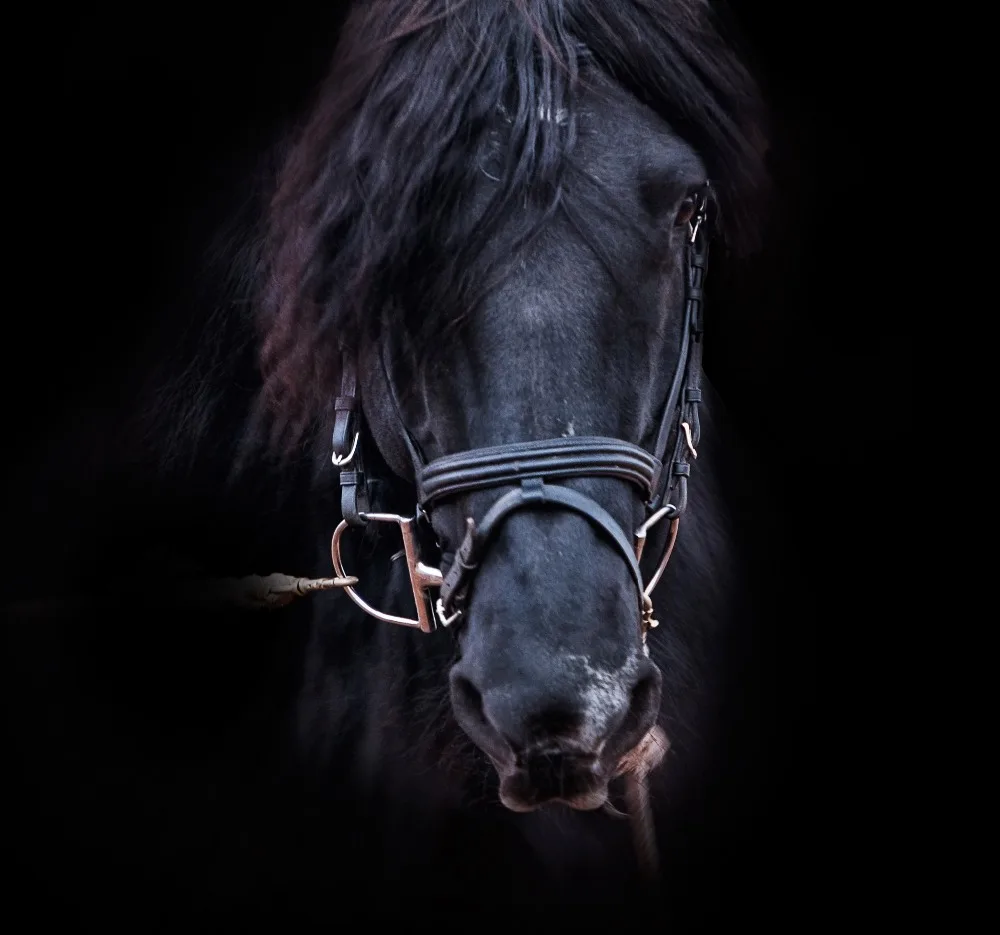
[257,0,768,820]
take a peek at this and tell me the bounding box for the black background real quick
[8,3,905,924]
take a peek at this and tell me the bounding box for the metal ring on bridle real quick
[330,513,453,632]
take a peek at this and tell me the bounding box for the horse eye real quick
[674,193,697,227]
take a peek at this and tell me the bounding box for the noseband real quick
[329,186,711,639]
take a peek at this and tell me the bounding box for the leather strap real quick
[439,477,644,616]
[331,357,357,457]
[418,436,658,507]
[332,356,370,526]
[649,226,707,508]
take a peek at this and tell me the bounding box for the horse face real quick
[373,76,706,812]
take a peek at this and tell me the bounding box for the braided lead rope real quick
[181,573,359,610]
[616,725,671,883]
[3,573,358,616]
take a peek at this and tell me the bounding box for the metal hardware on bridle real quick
[328,184,710,634]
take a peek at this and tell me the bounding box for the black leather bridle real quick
[328,184,711,638]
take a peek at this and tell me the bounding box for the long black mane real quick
[254,0,769,455]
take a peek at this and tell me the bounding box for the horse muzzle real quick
[498,748,610,813]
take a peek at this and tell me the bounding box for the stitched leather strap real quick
[418,436,658,507]
[649,227,707,507]
[440,477,644,615]
[332,357,369,526]
[331,358,357,458]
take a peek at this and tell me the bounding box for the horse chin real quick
[498,784,610,813]
[498,790,541,813]
[496,769,611,814]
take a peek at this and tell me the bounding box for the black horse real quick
[236,0,771,908]
[10,0,777,919]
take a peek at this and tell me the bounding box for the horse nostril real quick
[452,675,485,726]
[452,675,483,718]
[621,669,662,740]
[450,672,522,766]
